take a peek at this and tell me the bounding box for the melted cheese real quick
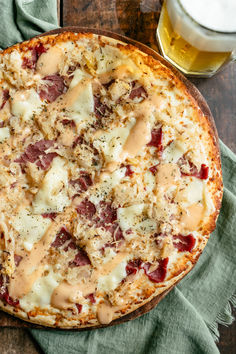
[143,170,156,193]
[138,219,157,234]
[95,45,137,75]
[8,51,22,71]
[89,168,126,204]
[70,68,91,88]
[68,80,94,127]
[0,127,10,142]
[19,266,61,311]
[118,204,144,231]
[11,89,43,121]
[32,157,70,214]
[11,208,51,251]
[117,204,156,236]
[97,259,127,292]
[177,178,203,206]
[103,248,117,264]
[162,141,185,163]
[93,120,135,164]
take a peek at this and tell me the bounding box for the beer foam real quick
[167,0,236,52]
[180,0,236,33]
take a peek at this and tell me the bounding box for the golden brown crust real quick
[0,28,223,329]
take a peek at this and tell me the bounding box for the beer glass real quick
[156,0,236,77]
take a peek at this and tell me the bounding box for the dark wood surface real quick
[0,0,235,353]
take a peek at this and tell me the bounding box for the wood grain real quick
[0,0,235,352]
[0,328,43,354]
[192,63,236,153]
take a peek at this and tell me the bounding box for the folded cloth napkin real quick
[0,1,235,353]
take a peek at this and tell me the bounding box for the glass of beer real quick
[156,0,236,77]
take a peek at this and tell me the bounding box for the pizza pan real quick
[0,26,220,329]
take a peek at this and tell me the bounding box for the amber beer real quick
[157,0,236,77]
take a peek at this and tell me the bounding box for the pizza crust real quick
[0,29,223,328]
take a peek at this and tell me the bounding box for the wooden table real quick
[0,1,235,353]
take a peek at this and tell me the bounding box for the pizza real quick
[0,31,223,328]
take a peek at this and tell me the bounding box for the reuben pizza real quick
[0,32,223,328]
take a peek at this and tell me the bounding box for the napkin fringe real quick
[208,293,236,342]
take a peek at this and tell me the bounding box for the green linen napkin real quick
[0,0,58,50]
[0,1,235,353]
